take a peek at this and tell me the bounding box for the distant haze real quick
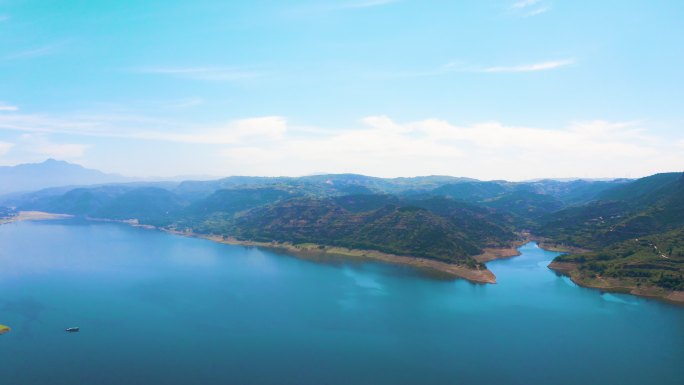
[0,159,132,195]
[0,159,634,197]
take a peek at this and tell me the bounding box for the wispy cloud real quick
[476,58,574,73]
[0,102,18,111]
[285,0,397,17]
[4,43,65,60]
[386,58,575,78]
[340,0,398,9]
[0,112,286,145]
[0,112,166,138]
[168,97,204,108]
[524,6,550,17]
[21,134,89,160]
[512,0,540,8]
[511,0,550,17]
[134,116,287,144]
[134,67,262,81]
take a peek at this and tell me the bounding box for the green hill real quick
[541,173,684,300]
[16,172,681,290]
[19,186,187,226]
[598,172,681,203]
[538,173,684,248]
[186,187,298,217]
[226,197,495,266]
[93,187,187,226]
[552,227,684,292]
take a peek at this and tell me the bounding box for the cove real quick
[1,220,683,384]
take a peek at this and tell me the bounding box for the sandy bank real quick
[473,247,521,263]
[0,211,72,225]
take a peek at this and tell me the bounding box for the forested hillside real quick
[5,170,683,292]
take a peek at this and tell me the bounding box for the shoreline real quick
[548,261,684,305]
[528,235,591,254]
[12,213,683,304]
[82,217,507,284]
[473,239,530,263]
[179,232,499,284]
[0,211,72,225]
[52,217,549,284]
[82,218,502,283]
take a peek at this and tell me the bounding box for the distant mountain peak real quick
[43,158,68,164]
[0,159,134,195]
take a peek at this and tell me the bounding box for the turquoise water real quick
[1,220,683,385]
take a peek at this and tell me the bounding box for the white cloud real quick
[134,67,262,81]
[21,135,89,160]
[220,118,462,177]
[32,142,89,159]
[2,110,682,180]
[0,141,14,155]
[361,115,409,133]
[134,116,287,144]
[478,58,574,73]
[215,117,684,180]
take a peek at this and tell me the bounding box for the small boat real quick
[65,327,80,332]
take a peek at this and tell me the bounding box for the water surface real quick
[1,220,683,384]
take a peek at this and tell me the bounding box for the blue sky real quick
[0,0,683,180]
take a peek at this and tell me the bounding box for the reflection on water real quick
[343,267,385,291]
[1,298,45,335]
[601,293,640,306]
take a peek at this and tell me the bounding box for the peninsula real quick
[0,211,72,225]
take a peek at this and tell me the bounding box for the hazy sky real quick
[1,0,683,180]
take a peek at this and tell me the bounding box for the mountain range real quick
[1,159,682,301]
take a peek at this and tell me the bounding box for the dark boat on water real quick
[65,327,80,332]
